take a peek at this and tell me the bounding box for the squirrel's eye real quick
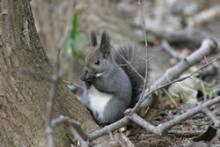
[94,59,100,65]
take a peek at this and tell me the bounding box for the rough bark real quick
[0,0,98,146]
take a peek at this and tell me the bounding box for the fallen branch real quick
[88,117,130,141]
[198,61,220,78]
[115,133,135,147]
[129,96,220,136]
[168,130,204,137]
[145,27,207,45]
[51,116,89,147]
[187,5,220,27]
[139,38,217,109]
[162,40,184,60]
[203,107,220,127]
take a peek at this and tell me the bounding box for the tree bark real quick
[0,0,98,146]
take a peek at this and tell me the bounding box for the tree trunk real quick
[0,0,98,146]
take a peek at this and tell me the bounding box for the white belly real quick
[88,86,112,119]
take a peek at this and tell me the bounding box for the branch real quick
[138,0,150,85]
[88,117,130,141]
[162,40,184,60]
[46,51,60,147]
[145,27,206,45]
[115,133,135,147]
[140,38,217,109]
[46,1,75,146]
[129,96,220,136]
[51,116,89,147]
[187,5,220,27]
[203,107,220,127]
[168,130,204,137]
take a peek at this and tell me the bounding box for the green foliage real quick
[63,10,84,60]
[205,87,218,96]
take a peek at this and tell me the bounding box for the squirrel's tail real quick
[114,46,147,107]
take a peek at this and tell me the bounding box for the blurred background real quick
[30,0,220,88]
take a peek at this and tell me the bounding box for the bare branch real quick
[137,0,150,117]
[115,133,135,147]
[129,96,220,136]
[138,0,149,83]
[144,27,206,45]
[69,125,89,147]
[88,117,130,141]
[110,44,145,81]
[62,80,84,89]
[51,116,89,147]
[46,52,60,147]
[168,130,204,137]
[162,40,184,60]
[140,38,217,109]
[187,5,220,27]
[46,1,75,146]
[203,107,220,127]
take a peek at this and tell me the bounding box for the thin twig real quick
[88,117,130,141]
[162,88,178,107]
[51,116,89,147]
[46,1,75,146]
[203,107,220,127]
[135,0,150,114]
[69,125,89,147]
[46,50,60,147]
[110,44,145,81]
[162,40,184,60]
[168,130,204,137]
[62,80,84,89]
[115,133,135,147]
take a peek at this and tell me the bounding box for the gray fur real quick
[80,32,146,124]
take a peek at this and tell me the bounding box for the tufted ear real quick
[100,31,111,58]
[90,31,97,47]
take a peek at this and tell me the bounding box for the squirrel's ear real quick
[90,31,97,47]
[100,31,111,58]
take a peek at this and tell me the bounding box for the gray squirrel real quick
[80,31,146,124]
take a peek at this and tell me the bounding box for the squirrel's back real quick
[114,46,146,107]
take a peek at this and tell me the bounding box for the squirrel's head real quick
[81,31,113,81]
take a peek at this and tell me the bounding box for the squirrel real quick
[80,31,146,124]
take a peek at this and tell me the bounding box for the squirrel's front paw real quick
[80,70,94,82]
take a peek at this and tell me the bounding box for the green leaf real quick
[205,87,218,96]
[71,10,79,39]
